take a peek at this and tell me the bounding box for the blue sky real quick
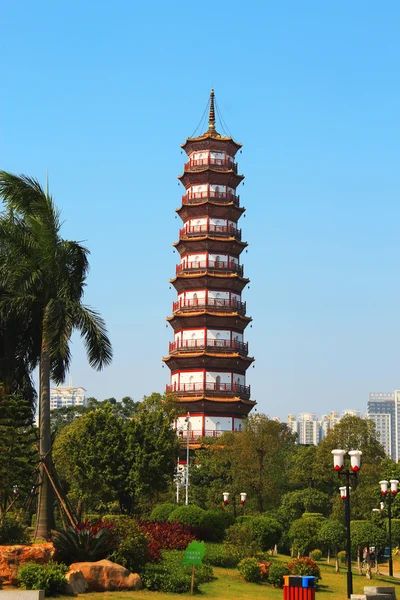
[1,1,399,419]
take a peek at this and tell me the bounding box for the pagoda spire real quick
[208,88,216,132]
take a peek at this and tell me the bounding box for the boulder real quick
[64,569,88,594]
[0,543,55,586]
[68,559,142,591]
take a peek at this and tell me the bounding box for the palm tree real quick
[0,172,113,538]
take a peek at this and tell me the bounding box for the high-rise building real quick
[164,90,255,441]
[49,386,87,410]
[367,392,396,459]
[288,409,364,446]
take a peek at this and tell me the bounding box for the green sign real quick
[182,540,206,565]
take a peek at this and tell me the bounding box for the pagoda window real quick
[215,376,221,390]
[193,293,198,306]
[215,255,220,267]
[216,421,221,431]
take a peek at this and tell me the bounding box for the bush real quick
[268,562,291,587]
[249,517,282,552]
[238,557,263,583]
[201,510,235,542]
[288,557,321,582]
[203,543,239,568]
[149,503,177,522]
[142,562,197,593]
[108,519,156,570]
[311,549,323,561]
[140,520,196,551]
[18,562,68,596]
[225,523,260,560]
[0,513,28,544]
[338,550,347,564]
[53,520,118,564]
[168,505,206,528]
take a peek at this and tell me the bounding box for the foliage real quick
[141,550,211,594]
[52,521,119,564]
[278,489,331,525]
[268,562,291,587]
[18,561,68,596]
[249,516,282,551]
[0,512,28,544]
[338,550,347,564]
[54,394,179,514]
[140,520,195,551]
[310,549,323,561]
[149,503,177,522]
[168,504,206,527]
[390,519,400,546]
[225,523,260,559]
[350,520,387,550]
[318,520,346,551]
[203,543,239,568]
[108,519,155,570]
[202,509,235,542]
[0,394,37,516]
[288,557,321,581]
[289,517,325,556]
[238,557,263,583]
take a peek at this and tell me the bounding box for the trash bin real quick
[283,575,316,600]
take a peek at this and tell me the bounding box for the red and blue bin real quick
[283,576,316,600]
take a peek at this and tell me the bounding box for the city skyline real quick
[3,2,400,419]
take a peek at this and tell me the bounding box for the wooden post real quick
[191,564,195,595]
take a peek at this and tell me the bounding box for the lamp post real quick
[332,448,362,599]
[222,492,246,509]
[185,412,190,506]
[379,478,398,577]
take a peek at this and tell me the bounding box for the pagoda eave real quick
[170,273,249,293]
[163,353,254,371]
[172,396,256,417]
[173,237,247,256]
[166,312,252,331]
[176,202,245,222]
[178,170,244,188]
[181,134,242,157]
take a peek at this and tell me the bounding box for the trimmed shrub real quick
[268,562,291,588]
[202,510,235,542]
[288,557,321,582]
[142,562,197,593]
[225,523,260,560]
[168,505,206,527]
[238,557,263,583]
[18,562,68,596]
[140,520,196,551]
[203,543,239,568]
[310,549,323,561]
[0,513,28,544]
[53,520,119,564]
[149,503,177,522]
[249,517,282,552]
[338,550,347,564]
[108,519,156,570]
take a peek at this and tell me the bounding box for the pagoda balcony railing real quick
[172,297,246,315]
[166,382,251,399]
[182,191,239,206]
[176,260,243,276]
[177,429,234,441]
[184,158,238,173]
[169,338,248,355]
[179,224,242,241]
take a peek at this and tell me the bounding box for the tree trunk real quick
[327,547,330,564]
[366,547,372,579]
[357,547,362,575]
[36,345,55,539]
[334,546,339,572]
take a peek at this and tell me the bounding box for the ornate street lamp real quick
[240,492,247,505]
[379,478,399,577]
[222,492,230,506]
[332,449,362,599]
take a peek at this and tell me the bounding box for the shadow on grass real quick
[317,585,334,594]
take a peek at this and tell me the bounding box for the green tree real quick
[318,520,346,571]
[351,520,387,576]
[288,516,325,557]
[0,172,112,538]
[278,488,331,525]
[287,445,318,489]
[0,394,37,516]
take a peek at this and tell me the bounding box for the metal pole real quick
[176,457,180,504]
[388,494,393,577]
[185,414,190,506]
[345,472,353,598]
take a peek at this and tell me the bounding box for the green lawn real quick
[74,556,400,600]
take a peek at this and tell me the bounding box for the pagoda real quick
[164,90,256,441]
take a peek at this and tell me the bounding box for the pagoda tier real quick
[165,90,256,436]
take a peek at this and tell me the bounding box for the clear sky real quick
[1,1,399,420]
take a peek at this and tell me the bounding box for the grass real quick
[72,555,400,600]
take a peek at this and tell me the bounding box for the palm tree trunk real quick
[36,344,55,538]
[327,547,330,564]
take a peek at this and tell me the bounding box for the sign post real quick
[182,540,206,595]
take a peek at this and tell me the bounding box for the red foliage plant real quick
[75,519,117,535]
[288,557,321,581]
[139,520,196,551]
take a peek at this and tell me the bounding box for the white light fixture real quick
[332,449,346,471]
[380,502,385,510]
[223,492,230,505]
[348,450,362,472]
[390,480,399,495]
[240,492,247,505]
[339,486,347,499]
[380,480,389,495]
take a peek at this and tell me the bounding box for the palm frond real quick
[72,303,113,370]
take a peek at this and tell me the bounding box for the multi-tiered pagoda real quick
[164,90,255,441]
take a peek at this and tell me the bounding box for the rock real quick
[68,559,142,591]
[0,543,55,586]
[64,569,88,594]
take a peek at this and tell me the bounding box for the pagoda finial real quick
[208,88,216,132]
